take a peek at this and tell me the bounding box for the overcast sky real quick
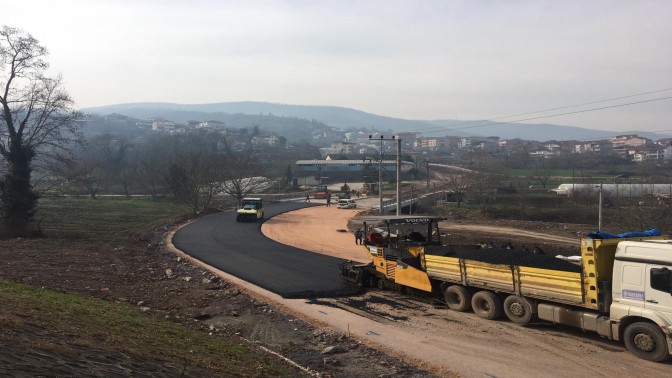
[4,0,671,132]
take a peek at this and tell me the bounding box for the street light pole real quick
[426,159,430,190]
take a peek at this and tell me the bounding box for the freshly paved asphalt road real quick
[172,202,359,298]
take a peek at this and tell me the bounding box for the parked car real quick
[337,199,357,209]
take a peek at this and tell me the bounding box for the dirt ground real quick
[1,202,671,377]
[0,216,434,377]
[260,202,672,377]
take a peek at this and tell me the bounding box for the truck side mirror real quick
[650,267,672,294]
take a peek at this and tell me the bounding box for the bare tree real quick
[64,146,104,199]
[471,169,497,213]
[164,152,226,213]
[136,135,172,198]
[442,169,475,207]
[218,153,268,205]
[532,161,551,189]
[88,134,133,196]
[0,26,81,236]
[57,135,125,199]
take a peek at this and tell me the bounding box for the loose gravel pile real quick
[425,245,582,273]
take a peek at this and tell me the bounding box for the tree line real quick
[58,133,269,212]
[0,26,277,237]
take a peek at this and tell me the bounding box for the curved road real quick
[172,202,358,298]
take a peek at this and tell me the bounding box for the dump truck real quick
[313,184,331,199]
[340,215,672,362]
[236,198,264,222]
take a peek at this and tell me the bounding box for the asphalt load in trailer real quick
[425,246,582,273]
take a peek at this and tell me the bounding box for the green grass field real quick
[35,197,191,239]
[498,165,638,179]
[0,279,287,376]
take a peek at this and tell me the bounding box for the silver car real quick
[336,199,357,209]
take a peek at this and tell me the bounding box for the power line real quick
[451,96,672,131]
[414,93,672,134]
[464,87,672,124]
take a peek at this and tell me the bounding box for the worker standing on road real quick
[305,193,310,202]
[354,228,363,245]
[326,194,331,207]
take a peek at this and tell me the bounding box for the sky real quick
[3,0,672,133]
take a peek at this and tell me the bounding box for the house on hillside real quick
[318,141,357,158]
[151,119,176,132]
[530,150,559,159]
[196,120,226,130]
[611,135,649,148]
[632,147,666,163]
[574,141,612,154]
[252,135,279,147]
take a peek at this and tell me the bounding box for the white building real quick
[252,135,279,147]
[318,142,357,157]
[151,119,176,132]
[633,149,665,162]
[664,145,672,163]
[551,183,672,198]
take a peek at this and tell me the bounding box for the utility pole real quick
[598,182,603,230]
[369,134,401,215]
[425,159,430,190]
[396,137,401,216]
[410,185,413,215]
[378,137,383,214]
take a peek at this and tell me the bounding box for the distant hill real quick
[423,119,625,141]
[83,101,459,136]
[82,101,664,142]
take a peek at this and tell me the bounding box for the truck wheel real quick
[503,295,535,324]
[377,277,386,290]
[444,285,472,312]
[236,215,241,222]
[624,322,670,362]
[471,291,503,320]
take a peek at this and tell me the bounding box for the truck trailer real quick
[340,215,672,362]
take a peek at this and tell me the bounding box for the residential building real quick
[633,148,666,163]
[611,135,649,148]
[197,120,226,129]
[252,135,279,147]
[151,119,176,132]
[318,141,357,158]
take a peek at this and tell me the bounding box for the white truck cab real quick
[611,240,672,361]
